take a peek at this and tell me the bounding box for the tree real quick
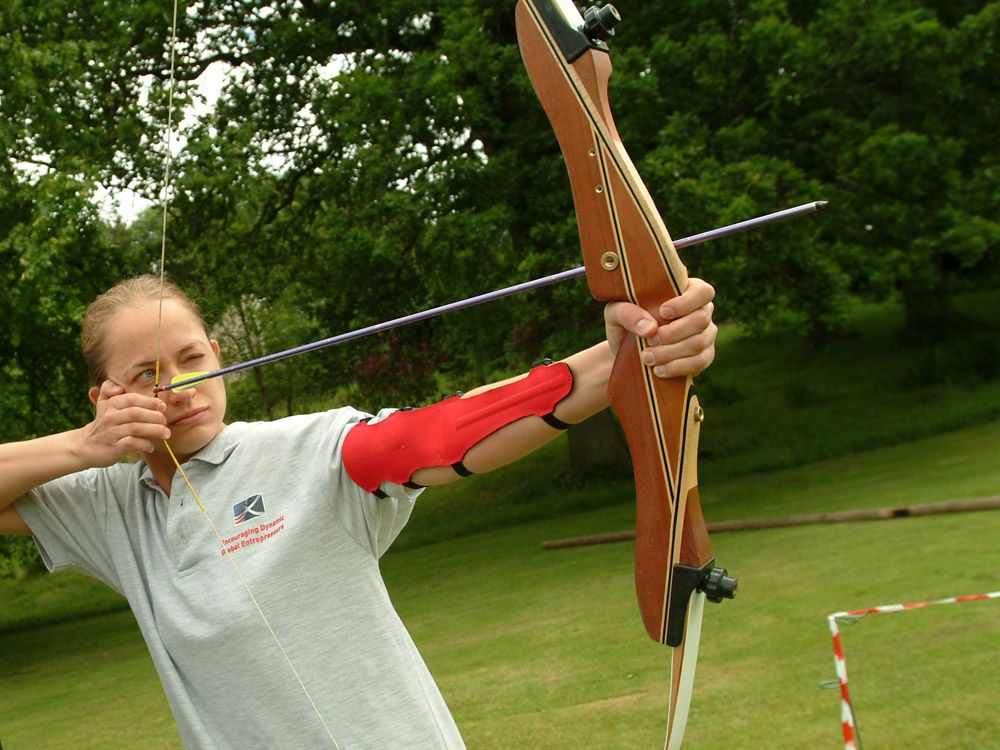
[2,0,997,432]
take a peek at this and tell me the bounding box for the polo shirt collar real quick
[139,423,243,490]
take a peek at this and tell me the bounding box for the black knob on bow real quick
[583,4,620,41]
[665,560,736,646]
[702,567,738,603]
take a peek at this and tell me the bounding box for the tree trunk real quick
[898,256,963,340]
[567,407,631,470]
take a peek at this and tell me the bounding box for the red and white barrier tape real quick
[827,590,1000,750]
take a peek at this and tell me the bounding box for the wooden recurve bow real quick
[515,2,737,747]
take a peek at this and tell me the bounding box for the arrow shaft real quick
[158,201,825,392]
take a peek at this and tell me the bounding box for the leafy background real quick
[1,0,998,574]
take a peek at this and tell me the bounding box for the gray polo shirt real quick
[16,409,466,749]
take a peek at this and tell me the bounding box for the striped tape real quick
[827,590,1000,749]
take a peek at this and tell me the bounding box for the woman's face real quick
[93,296,227,459]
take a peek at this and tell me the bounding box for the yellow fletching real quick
[170,372,208,391]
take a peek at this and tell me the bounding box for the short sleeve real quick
[326,408,424,558]
[14,468,123,590]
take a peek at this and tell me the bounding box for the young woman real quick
[0,275,717,749]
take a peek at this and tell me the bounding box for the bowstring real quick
[153,3,339,746]
[153,0,179,388]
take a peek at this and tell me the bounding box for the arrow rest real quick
[665,561,737,647]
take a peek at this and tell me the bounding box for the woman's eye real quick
[140,368,156,381]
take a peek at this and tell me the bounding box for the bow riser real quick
[609,342,709,642]
[516,0,716,646]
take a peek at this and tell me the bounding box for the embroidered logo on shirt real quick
[233,494,265,525]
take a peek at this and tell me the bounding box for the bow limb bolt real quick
[515,2,738,747]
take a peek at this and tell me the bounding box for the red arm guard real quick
[342,361,573,492]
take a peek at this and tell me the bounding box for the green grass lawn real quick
[0,612,179,749]
[2,418,998,748]
[2,291,997,747]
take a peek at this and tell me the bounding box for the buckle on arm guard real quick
[343,361,574,494]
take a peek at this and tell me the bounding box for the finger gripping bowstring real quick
[152,2,340,746]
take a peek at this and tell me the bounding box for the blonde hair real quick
[81,275,209,386]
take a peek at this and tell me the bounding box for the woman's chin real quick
[160,422,224,460]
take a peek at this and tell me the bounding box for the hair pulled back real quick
[81,275,209,386]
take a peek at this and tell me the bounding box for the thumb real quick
[605,301,658,340]
[99,380,124,401]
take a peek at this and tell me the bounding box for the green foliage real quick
[0,535,43,580]
[0,0,177,185]
[1,3,997,430]
[0,172,141,439]
[617,0,1000,337]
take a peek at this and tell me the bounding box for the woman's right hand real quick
[79,381,171,467]
[0,382,170,531]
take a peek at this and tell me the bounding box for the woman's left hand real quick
[604,277,717,379]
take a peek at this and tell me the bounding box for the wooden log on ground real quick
[540,496,1000,550]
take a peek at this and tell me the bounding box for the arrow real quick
[157,201,825,393]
